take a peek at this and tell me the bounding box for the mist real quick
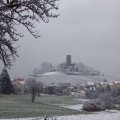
[1,0,119,79]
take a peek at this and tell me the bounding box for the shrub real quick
[113,96,120,105]
[99,92,116,109]
[82,99,106,112]
[83,92,117,112]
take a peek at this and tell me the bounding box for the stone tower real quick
[66,55,71,66]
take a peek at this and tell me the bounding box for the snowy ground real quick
[75,98,90,102]
[61,104,83,110]
[56,110,120,120]
[61,98,90,111]
[37,72,119,86]
[1,110,120,120]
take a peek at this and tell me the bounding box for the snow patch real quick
[61,104,83,110]
[43,72,62,76]
[1,110,120,120]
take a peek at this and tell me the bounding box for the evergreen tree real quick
[0,69,14,94]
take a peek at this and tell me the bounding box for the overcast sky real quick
[1,0,120,79]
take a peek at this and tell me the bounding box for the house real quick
[111,81,120,89]
[12,78,25,86]
[12,78,26,94]
[73,90,86,98]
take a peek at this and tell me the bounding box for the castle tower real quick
[66,55,71,66]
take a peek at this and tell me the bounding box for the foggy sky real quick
[1,0,120,78]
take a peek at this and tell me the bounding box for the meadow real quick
[0,94,85,119]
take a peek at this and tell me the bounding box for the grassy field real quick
[0,94,86,119]
[35,95,80,105]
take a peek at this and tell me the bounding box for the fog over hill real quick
[35,71,119,86]
[33,55,101,76]
[33,55,119,86]
[0,0,120,79]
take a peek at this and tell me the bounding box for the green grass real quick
[35,95,80,105]
[0,94,86,119]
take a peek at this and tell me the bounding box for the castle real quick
[60,55,78,73]
[59,55,100,76]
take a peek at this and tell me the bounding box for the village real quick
[0,0,120,119]
[12,55,120,100]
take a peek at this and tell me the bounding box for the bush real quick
[82,99,106,112]
[13,84,25,95]
[83,92,117,112]
[99,92,116,109]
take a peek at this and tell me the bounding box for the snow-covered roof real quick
[109,83,114,85]
[114,81,120,84]
[87,81,94,86]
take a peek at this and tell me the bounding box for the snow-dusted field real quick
[1,110,120,120]
[61,104,83,110]
[56,110,120,120]
[37,72,119,86]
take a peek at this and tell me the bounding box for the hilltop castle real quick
[59,55,100,76]
[59,55,78,74]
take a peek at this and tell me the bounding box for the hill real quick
[36,72,118,86]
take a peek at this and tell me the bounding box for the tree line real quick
[0,68,42,102]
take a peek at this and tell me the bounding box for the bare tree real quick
[40,62,55,73]
[0,0,59,67]
[31,82,37,103]
[99,92,115,110]
[26,77,43,102]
